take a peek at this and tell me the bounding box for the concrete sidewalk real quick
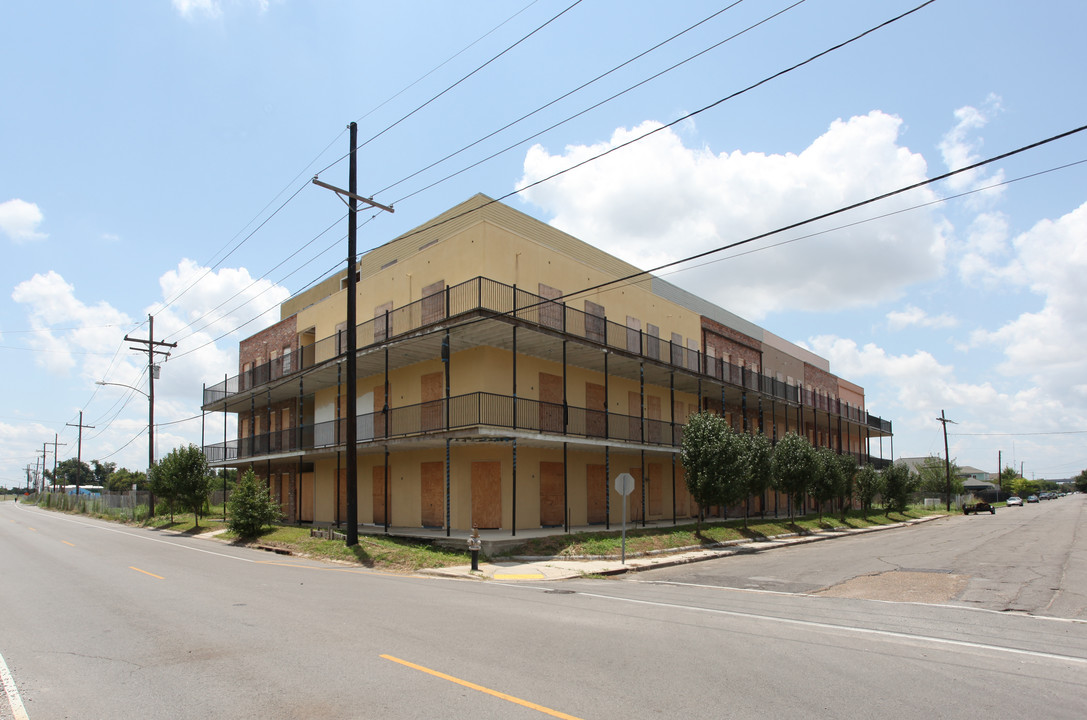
[420,515,945,582]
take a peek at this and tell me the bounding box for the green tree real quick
[740,432,774,526]
[227,469,282,537]
[915,455,963,496]
[44,458,93,490]
[1075,469,1087,493]
[811,447,843,521]
[835,453,858,521]
[91,460,116,486]
[771,433,815,518]
[882,462,916,514]
[681,411,729,530]
[854,465,883,518]
[151,444,213,526]
[103,467,147,493]
[1011,476,1038,497]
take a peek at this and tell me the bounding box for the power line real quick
[375,0,762,199]
[315,0,586,177]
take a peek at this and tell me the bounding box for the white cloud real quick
[11,271,131,375]
[517,112,949,320]
[0,199,47,243]
[938,95,1005,198]
[9,261,286,473]
[172,0,223,19]
[972,201,1087,399]
[886,304,957,331]
[171,0,270,20]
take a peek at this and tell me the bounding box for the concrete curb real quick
[421,514,947,581]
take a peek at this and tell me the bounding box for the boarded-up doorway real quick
[299,472,314,523]
[373,465,388,525]
[586,464,607,524]
[539,372,563,433]
[471,461,501,529]
[540,461,564,527]
[421,461,444,528]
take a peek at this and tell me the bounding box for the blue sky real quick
[2,0,1086,486]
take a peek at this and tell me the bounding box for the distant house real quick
[896,457,996,493]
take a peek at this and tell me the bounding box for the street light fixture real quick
[96,380,149,398]
[96,379,154,508]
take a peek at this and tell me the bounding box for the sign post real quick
[614,473,635,564]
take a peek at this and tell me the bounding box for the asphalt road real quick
[631,492,1087,619]
[2,497,1085,720]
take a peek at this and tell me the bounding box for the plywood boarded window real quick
[628,390,642,442]
[626,316,641,353]
[421,461,444,528]
[647,395,662,444]
[585,300,605,343]
[373,301,393,342]
[586,464,607,524]
[421,372,443,431]
[373,465,388,525]
[538,283,563,330]
[540,461,564,527]
[538,372,563,433]
[586,382,606,438]
[422,280,445,325]
[646,324,660,360]
[471,461,501,529]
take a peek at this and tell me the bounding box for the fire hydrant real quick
[467,526,482,572]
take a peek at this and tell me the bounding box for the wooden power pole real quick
[125,314,177,516]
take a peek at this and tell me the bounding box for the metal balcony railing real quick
[203,391,683,463]
[203,276,890,435]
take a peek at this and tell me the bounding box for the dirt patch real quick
[815,570,969,604]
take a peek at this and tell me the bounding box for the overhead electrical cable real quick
[656,158,1087,278]
[315,0,586,177]
[374,0,760,198]
[352,0,543,128]
[165,0,948,366]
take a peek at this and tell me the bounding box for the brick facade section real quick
[700,317,762,371]
[240,315,298,373]
[804,362,837,397]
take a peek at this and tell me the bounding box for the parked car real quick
[1006,496,1023,506]
[1026,494,1040,503]
[963,501,995,515]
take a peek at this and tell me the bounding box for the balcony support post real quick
[603,350,609,440]
[445,438,451,538]
[605,445,610,531]
[512,322,517,430]
[512,438,518,537]
[640,449,646,528]
[671,453,676,526]
[562,340,568,434]
[563,442,569,534]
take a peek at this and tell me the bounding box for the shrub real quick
[227,469,282,537]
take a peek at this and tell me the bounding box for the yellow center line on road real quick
[61,541,75,547]
[129,566,164,580]
[381,654,584,720]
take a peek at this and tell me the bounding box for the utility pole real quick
[997,450,1002,497]
[936,410,956,511]
[125,314,177,517]
[312,122,393,547]
[66,411,95,494]
[52,434,66,491]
